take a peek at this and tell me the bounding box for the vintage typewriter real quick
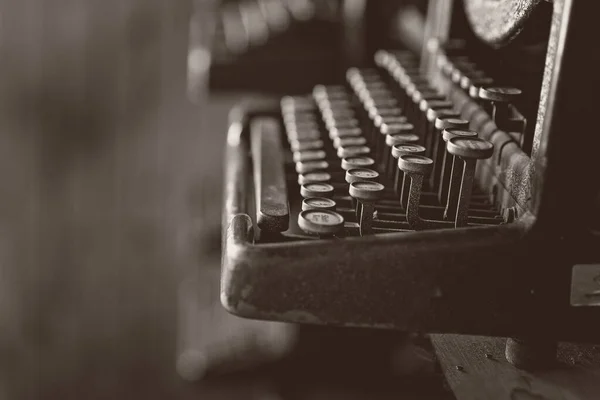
[221,0,600,368]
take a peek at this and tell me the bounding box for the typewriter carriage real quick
[221,0,600,342]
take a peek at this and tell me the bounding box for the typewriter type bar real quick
[222,1,600,343]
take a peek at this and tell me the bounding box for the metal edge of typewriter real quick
[220,0,600,339]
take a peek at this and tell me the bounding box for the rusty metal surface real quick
[463,0,543,46]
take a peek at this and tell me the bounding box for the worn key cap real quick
[431,117,469,192]
[446,137,494,227]
[337,145,370,159]
[341,156,376,171]
[349,181,385,236]
[398,155,434,230]
[383,132,419,178]
[441,129,479,221]
[290,139,324,152]
[298,171,332,186]
[392,144,426,195]
[298,209,345,239]
[302,197,337,211]
[300,182,335,199]
[333,136,367,149]
[293,149,327,163]
[479,86,522,131]
[251,117,290,233]
[296,160,329,174]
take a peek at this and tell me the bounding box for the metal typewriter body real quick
[221,0,600,344]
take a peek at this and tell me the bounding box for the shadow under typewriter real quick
[221,47,598,344]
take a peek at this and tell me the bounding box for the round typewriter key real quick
[385,133,419,147]
[374,115,408,129]
[420,99,454,113]
[329,127,363,139]
[349,181,385,202]
[391,144,426,159]
[479,86,522,102]
[322,108,354,119]
[300,182,335,199]
[431,118,469,190]
[442,128,478,142]
[446,137,494,227]
[337,145,370,159]
[325,118,359,130]
[298,209,344,236]
[434,117,468,131]
[333,136,367,149]
[341,156,375,171]
[345,168,379,184]
[424,108,460,160]
[290,139,324,152]
[367,106,402,121]
[398,155,433,175]
[447,137,494,159]
[293,149,327,163]
[451,61,478,84]
[349,181,385,236]
[302,197,337,211]
[287,128,321,142]
[296,160,329,174]
[478,86,522,132]
[441,129,478,222]
[398,155,434,230]
[392,144,427,202]
[298,171,332,185]
[468,77,495,99]
[460,71,489,90]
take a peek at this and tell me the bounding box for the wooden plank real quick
[432,334,600,400]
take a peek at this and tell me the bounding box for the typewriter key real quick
[349,181,385,236]
[287,128,321,142]
[290,139,324,152]
[341,156,375,171]
[296,160,329,174]
[302,197,337,211]
[333,136,367,149]
[467,76,495,99]
[283,111,317,124]
[325,118,359,131]
[298,171,332,186]
[479,86,522,130]
[446,137,494,227]
[398,155,434,230]
[298,209,345,237]
[431,118,469,190]
[329,127,363,139]
[337,145,370,159]
[322,108,355,120]
[392,144,426,195]
[384,132,419,177]
[285,119,319,132]
[345,168,379,184]
[460,71,489,90]
[424,108,460,158]
[363,97,398,110]
[300,182,335,199]
[441,129,478,220]
[367,106,403,123]
[293,149,327,163]
[451,61,478,84]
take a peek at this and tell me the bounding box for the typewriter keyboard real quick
[249,49,522,242]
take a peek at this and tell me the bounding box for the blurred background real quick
[0,1,446,399]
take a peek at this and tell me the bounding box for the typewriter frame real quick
[221,0,600,342]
